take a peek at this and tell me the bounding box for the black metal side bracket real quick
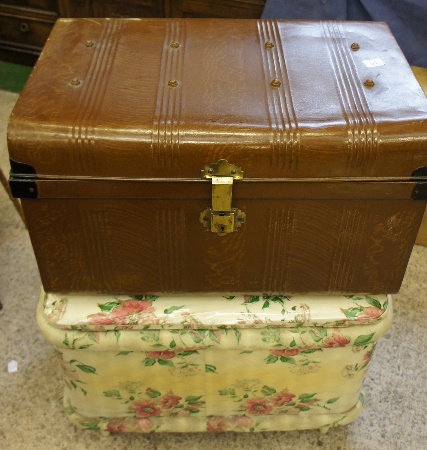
[411,167,427,200]
[9,159,38,199]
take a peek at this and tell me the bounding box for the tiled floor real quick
[0,90,426,449]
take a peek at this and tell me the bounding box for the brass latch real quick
[199,159,246,236]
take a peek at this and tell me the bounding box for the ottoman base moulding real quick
[37,289,392,433]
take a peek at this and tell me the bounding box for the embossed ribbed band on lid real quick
[322,21,378,169]
[152,19,186,169]
[257,20,300,170]
[69,19,123,173]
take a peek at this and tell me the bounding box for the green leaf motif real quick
[208,330,220,344]
[116,351,131,356]
[186,395,203,404]
[354,333,375,347]
[64,406,76,415]
[164,305,184,315]
[78,345,91,350]
[87,333,99,343]
[261,385,276,396]
[234,328,242,345]
[146,388,161,398]
[98,301,120,313]
[342,307,362,319]
[265,355,278,364]
[177,350,199,357]
[262,300,270,309]
[280,356,296,365]
[169,339,176,349]
[81,421,100,431]
[189,331,204,344]
[326,397,340,404]
[63,334,69,348]
[365,296,382,310]
[308,330,322,343]
[290,338,296,348]
[270,297,284,306]
[219,388,235,396]
[114,330,121,343]
[301,349,322,354]
[103,390,121,398]
[144,358,156,366]
[205,364,217,373]
[316,327,328,338]
[299,393,317,401]
[245,296,260,304]
[158,359,174,367]
[224,296,235,300]
[76,364,97,374]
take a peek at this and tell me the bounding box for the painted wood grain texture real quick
[22,198,425,293]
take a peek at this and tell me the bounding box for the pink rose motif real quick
[364,351,373,361]
[87,299,155,326]
[87,313,115,325]
[110,300,155,324]
[107,417,154,433]
[270,348,300,357]
[130,400,161,417]
[324,333,351,348]
[272,389,296,407]
[243,398,273,415]
[160,392,182,409]
[207,416,227,432]
[184,403,204,413]
[357,306,382,322]
[232,415,253,429]
[207,415,254,432]
[146,351,176,360]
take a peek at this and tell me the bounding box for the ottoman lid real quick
[41,290,390,331]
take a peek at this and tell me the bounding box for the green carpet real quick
[0,61,32,93]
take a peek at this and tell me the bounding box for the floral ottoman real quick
[37,290,392,433]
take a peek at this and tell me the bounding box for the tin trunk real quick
[8,19,427,294]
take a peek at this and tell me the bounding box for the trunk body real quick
[8,19,427,294]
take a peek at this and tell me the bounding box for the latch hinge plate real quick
[200,160,245,236]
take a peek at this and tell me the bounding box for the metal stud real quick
[168,79,179,87]
[265,41,275,49]
[170,42,180,48]
[85,40,95,47]
[350,42,360,51]
[70,78,81,86]
[364,79,375,88]
[270,79,281,88]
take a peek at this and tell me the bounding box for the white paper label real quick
[8,360,18,373]
[363,58,385,68]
